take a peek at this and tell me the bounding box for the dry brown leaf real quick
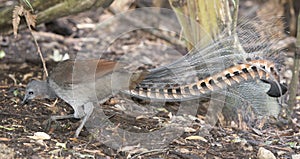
[27,132,51,140]
[185,135,208,142]
[22,72,34,81]
[257,147,276,159]
[12,5,37,38]
[12,5,24,38]
[0,137,11,141]
[24,10,37,28]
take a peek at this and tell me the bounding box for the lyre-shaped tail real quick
[123,58,286,102]
[122,17,287,102]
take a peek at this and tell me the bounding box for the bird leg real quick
[46,103,94,137]
[74,102,94,137]
[46,114,75,134]
[50,114,75,120]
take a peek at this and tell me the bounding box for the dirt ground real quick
[1,1,300,158]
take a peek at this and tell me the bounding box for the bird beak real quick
[21,95,28,106]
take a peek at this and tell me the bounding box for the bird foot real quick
[45,114,75,135]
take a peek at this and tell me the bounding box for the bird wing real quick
[49,59,148,89]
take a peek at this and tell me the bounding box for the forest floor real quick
[0,1,300,158]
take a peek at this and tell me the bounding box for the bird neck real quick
[44,79,57,99]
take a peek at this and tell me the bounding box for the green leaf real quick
[13,90,19,96]
[0,125,15,131]
[287,142,297,148]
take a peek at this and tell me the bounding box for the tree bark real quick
[0,0,114,34]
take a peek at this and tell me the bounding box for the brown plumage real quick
[23,59,147,137]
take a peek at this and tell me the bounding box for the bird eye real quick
[28,91,34,95]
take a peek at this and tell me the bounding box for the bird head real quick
[22,80,56,104]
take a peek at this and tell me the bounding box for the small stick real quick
[25,20,49,79]
[287,13,300,115]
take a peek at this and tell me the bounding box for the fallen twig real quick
[287,13,300,115]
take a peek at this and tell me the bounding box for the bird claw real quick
[44,114,75,135]
[44,117,58,133]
